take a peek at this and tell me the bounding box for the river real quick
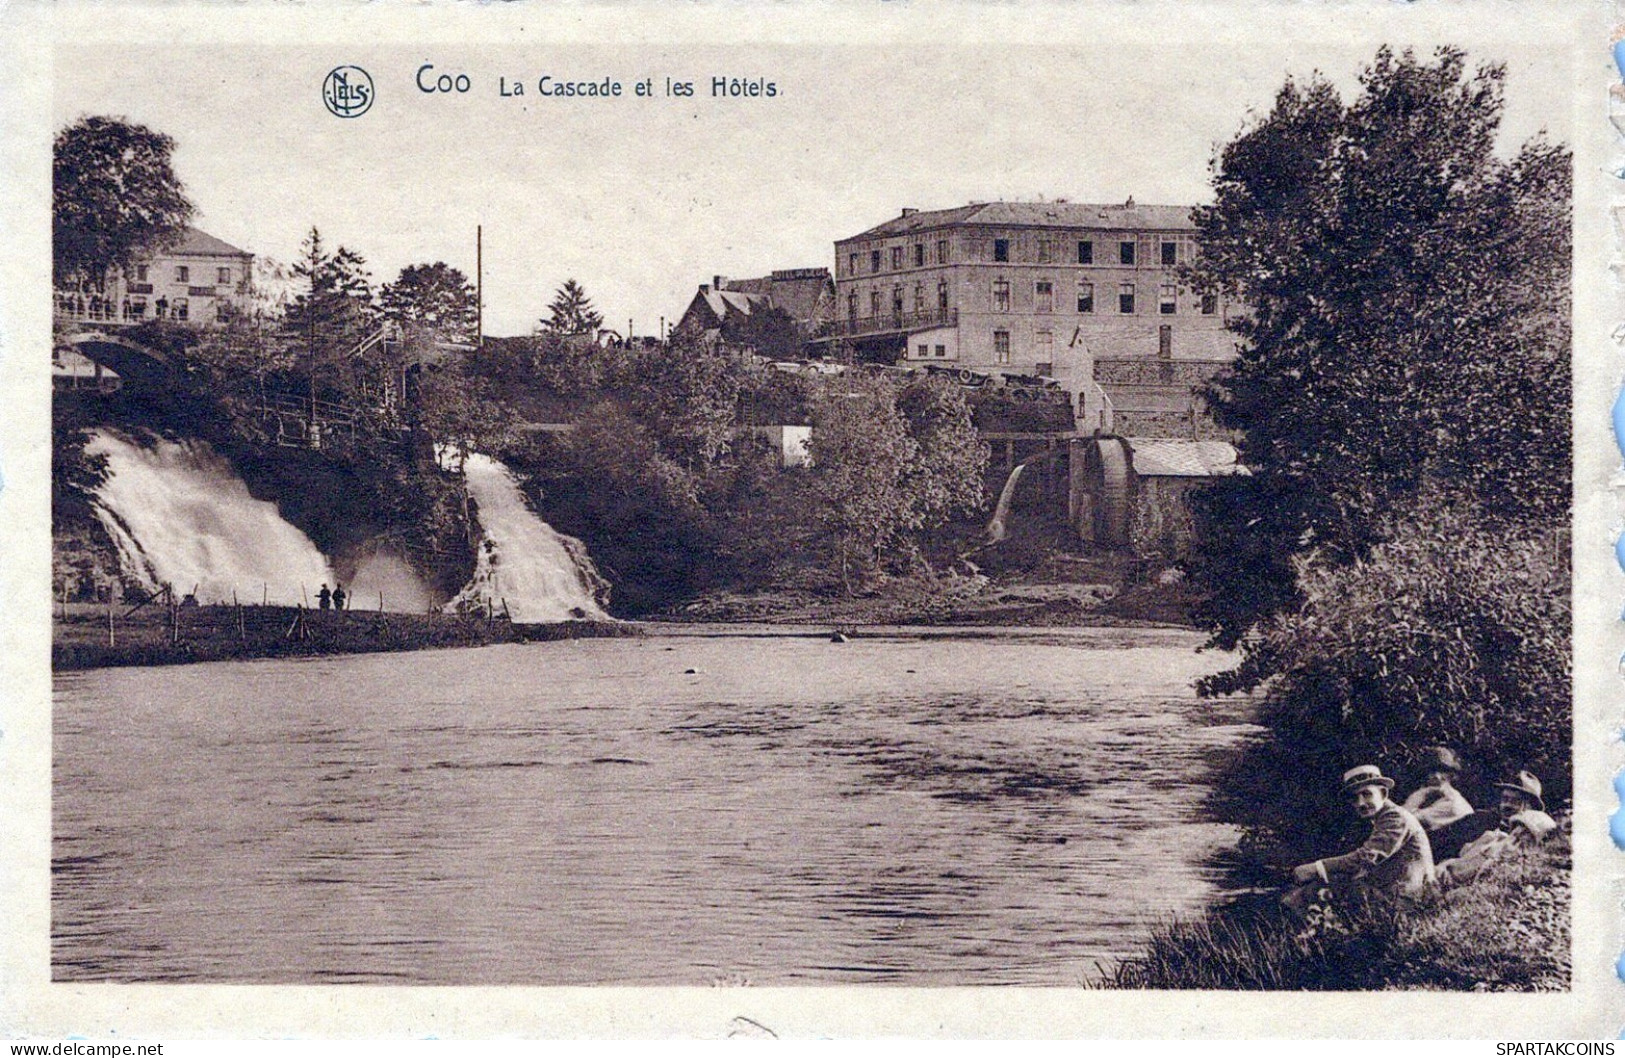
[53,626,1257,985]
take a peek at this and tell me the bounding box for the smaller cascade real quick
[985,464,1028,544]
[86,429,335,605]
[447,453,610,622]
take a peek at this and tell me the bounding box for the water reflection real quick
[54,628,1256,985]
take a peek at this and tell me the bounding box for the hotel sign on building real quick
[825,200,1238,435]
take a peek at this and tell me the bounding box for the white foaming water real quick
[347,549,434,613]
[448,452,608,622]
[86,429,335,605]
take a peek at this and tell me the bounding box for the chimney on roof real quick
[713,275,728,290]
[901,208,917,217]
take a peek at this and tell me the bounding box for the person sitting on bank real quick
[1287,764,1435,908]
[1436,770,1558,887]
[1401,746,1478,859]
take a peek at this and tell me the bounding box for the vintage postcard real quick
[0,0,1618,1039]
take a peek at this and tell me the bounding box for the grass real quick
[1104,832,1570,991]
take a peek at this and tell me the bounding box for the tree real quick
[806,373,987,593]
[1185,46,1571,648]
[380,262,478,343]
[540,279,604,336]
[54,116,195,287]
[285,227,379,402]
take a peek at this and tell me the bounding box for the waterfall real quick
[985,464,1027,544]
[447,452,609,622]
[85,429,335,605]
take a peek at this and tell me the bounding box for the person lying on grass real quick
[1436,770,1559,887]
[1284,764,1436,914]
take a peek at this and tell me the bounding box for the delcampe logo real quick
[322,66,374,118]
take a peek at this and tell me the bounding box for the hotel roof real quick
[841,201,1197,241]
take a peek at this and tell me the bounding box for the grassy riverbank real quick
[53,602,636,670]
[1104,835,1570,991]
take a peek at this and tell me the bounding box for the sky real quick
[54,13,1577,338]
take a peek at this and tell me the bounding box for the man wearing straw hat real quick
[1289,764,1436,902]
[1436,770,1558,886]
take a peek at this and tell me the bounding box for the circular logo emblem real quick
[322,66,374,118]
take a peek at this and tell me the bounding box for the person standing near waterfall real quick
[318,584,332,611]
[333,585,347,612]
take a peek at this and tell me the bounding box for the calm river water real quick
[54,626,1256,985]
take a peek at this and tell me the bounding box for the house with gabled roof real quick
[673,268,835,345]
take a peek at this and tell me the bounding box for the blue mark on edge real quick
[1612,386,1625,460]
[1613,771,1625,849]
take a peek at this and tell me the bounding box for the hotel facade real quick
[824,201,1237,435]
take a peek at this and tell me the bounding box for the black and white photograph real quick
[4,0,1614,1039]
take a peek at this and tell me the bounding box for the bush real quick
[1203,497,1569,854]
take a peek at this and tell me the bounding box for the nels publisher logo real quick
[322,66,374,118]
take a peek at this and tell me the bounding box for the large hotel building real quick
[824,200,1237,436]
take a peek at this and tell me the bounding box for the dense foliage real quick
[1186,47,1571,648]
[513,341,988,612]
[1181,46,1572,900]
[54,116,195,287]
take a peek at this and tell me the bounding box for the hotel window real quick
[128,299,146,319]
[1035,329,1054,366]
[1161,241,1177,266]
[1201,293,1218,315]
[917,343,929,358]
[913,244,925,268]
[1077,281,1095,314]
[175,265,190,283]
[216,301,232,322]
[871,250,882,273]
[914,283,925,313]
[1160,283,1177,315]
[936,240,949,264]
[870,290,882,316]
[848,292,859,319]
[849,253,858,276]
[1119,241,1135,266]
[1035,280,1054,314]
[217,266,232,284]
[135,264,149,281]
[891,246,904,270]
[892,285,904,317]
[938,279,949,311]
[992,279,1011,313]
[934,345,947,358]
[1118,282,1135,314]
[1037,240,1054,264]
[173,297,189,321]
[993,329,1011,364]
[993,238,1010,262]
[1077,240,1093,264]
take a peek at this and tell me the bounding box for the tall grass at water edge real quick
[1103,834,1569,990]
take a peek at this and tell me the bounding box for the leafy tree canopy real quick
[381,262,478,343]
[54,116,195,287]
[1186,45,1571,649]
[540,278,604,337]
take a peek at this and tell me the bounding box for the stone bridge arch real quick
[60,330,173,387]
